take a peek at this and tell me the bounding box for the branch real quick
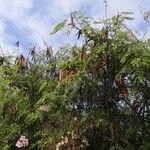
[122,24,139,41]
[71,11,83,29]
[139,6,149,40]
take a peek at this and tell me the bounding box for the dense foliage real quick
[0,11,150,150]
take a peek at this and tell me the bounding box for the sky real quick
[0,0,150,56]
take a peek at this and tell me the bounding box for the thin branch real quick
[34,30,49,48]
[139,6,149,40]
[20,42,31,50]
[142,23,148,41]
[139,6,150,27]
[69,12,80,31]
[122,24,139,41]
[116,97,150,124]
[134,30,143,39]
[71,11,83,29]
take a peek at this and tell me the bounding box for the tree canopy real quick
[0,11,150,150]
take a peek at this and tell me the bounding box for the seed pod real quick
[71,13,75,28]
[15,54,27,73]
[72,48,78,57]
[46,47,52,60]
[15,41,19,47]
[30,47,36,61]
[0,56,5,65]
[81,45,87,62]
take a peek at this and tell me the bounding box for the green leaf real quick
[51,20,67,34]
[123,17,134,20]
[121,12,134,15]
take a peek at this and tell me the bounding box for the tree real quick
[0,11,150,150]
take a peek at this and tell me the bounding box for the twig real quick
[139,6,149,40]
[142,23,148,41]
[34,30,49,48]
[122,24,139,41]
[69,12,81,31]
[20,42,31,50]
[71,11,83,29]
[139,6,150,27]
[134,30,143,39]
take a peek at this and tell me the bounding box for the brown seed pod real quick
[15,41,19,47]
[81,45,87,63]
[0,56,5,65]
[59,68,80,82]
[30,47,36,61]
[59,69,64,81]
[115,79,128,98]
[15,54,27,73]
[71,13,75,28]
[46,47,52,60]
[72,49,78,57]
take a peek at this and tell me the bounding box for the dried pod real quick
[144,11,150,20]
[59,69,64,81]
[72,48,78,57]
[81,45,87,62]
[15,54,27,73]
[30,47,36,61]
[115,79,128,98]
[0,56,5,65]
[15,41,19,47]
[71,13,75,28]
[46,47,52,60]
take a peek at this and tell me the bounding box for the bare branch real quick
[122,24,139,41]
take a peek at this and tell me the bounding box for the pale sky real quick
[0,0,150,55]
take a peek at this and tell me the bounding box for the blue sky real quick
[0,0,150,55]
